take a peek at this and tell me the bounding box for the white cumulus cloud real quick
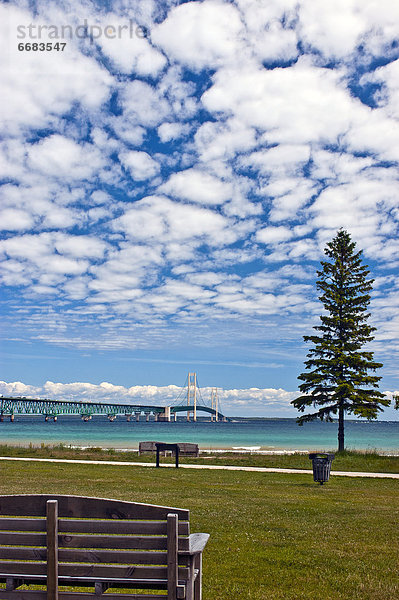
[119,151,160,181]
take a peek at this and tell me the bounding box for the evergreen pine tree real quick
[291,229,389,452]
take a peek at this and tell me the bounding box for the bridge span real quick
[0,397,229,422]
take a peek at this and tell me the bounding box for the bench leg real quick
[167,513,178,600]
[95,581,110,595]
[193,553,203,600]
[6,578,23,591]
[186,559,195,600]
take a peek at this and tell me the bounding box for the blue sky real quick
[1,0,399,419]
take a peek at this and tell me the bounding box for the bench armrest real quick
[179,533,209,556]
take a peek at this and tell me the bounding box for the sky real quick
[1,0,399,420]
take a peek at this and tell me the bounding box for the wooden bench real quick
[138,441,159,455]
[139,443,199,458]
[0,494,209,600]
[176,445,199,458]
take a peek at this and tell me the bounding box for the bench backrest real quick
[0,494,191,599]
[139,441,158,453]
[176,444,199,457]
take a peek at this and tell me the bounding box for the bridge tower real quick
[187,372,197,421]
[211,388,219,422]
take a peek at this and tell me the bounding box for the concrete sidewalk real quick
[1,455,398,479]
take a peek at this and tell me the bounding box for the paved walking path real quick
[1,456,398,479]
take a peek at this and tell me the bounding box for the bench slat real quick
[0,496,189,521]
[0,547,47,560]
[59,520,189,536]
[0,575,170,588]
[59,534,188,551]
[0,592,166,600]
[0,592,46,600]
[0,574,186,588]
[0,563,190,580]
[0,533,189,552]
[0,518,189,537]
[0,518,46,532]
[0,547,188,566]
[0,532,46,547]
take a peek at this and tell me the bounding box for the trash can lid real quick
[308,453,335,460]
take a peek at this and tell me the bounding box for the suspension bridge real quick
[0,373,229,423]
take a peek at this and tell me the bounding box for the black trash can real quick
[308,453,335,484]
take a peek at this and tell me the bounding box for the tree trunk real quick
[338,406,345,452]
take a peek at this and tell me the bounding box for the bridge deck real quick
[0,397,227,420]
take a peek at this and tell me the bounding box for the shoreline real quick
[0,441,314,454]
[71,446,313,455]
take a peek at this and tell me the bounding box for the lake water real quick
[0,416,398,453]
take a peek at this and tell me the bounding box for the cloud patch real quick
[159,169,232,205]
[119,151,160,181]
[153,0,245,70]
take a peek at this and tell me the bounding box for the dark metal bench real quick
[155,443,180,468]
[0,494,209,600]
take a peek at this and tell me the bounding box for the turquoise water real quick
[0,416,398,452]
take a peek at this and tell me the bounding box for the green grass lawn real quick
[0,457,398,600]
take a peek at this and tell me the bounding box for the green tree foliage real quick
[291,229,389,452]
